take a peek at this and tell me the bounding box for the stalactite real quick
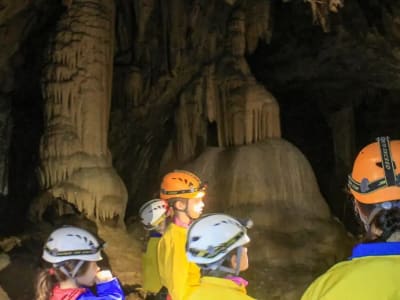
[205,65,217,122]
[172,3,280,158]
[124,66,143,108]
[245,0,272,54]
[175,77,206,162]
[306,0,344,32]
[0,108,10,195]
[31,0,127,223]
[134,0,155,44]
[165,0,186,75]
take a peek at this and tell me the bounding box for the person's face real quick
[75,261,99,287]
[239,247,249,271]
[187,197,204,219]
[231,246,249,272]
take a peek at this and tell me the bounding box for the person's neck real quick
[59,278,78,289]
[174,213,190,228]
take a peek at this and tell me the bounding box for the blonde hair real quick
[35,260,91,300]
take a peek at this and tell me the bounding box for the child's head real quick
[36,226,104,300]
[139,199,168,232]
[186,214,250,276]
[348,137,400,239]
[160,170,207,222]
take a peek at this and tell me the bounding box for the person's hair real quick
[200,250,236,277]
[168,197,188,208]
[35,260,91,300]
[370,207,400,241]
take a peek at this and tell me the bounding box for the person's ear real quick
[175,199,186,210]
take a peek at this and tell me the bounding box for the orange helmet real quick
[348,137,400,204]
[160,170,206,201]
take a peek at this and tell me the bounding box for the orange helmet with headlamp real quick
[160,170,206,201]
[348,137,400,205]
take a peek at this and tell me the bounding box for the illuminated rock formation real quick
[31,0,127,223]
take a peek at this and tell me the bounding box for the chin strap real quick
[173,200,196,222]
[360,206,383,232]
[56,260,85,279]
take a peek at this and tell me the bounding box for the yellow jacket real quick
[188,277,255,300]
[157,223,200,300]
[301,242,400,300]
[142,235,163,293]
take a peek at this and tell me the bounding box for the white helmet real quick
[186,214,250,266]
[139,199,168,229]
[42,226,103,264]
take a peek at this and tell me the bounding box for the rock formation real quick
[31,0,127,223]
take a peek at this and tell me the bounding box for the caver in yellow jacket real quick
[188,277,255,300]
[157,222,200,300]
[142,232,163,293]
[301,242,400,300]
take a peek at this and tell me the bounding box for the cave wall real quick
[110,0,276,216]
[1,0,400,229]
[0,1,64,233]
[247,0,400,232]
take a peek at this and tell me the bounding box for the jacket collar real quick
[350,242,400,259]
[50,285,86,300]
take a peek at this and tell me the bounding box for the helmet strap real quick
[173,199,195,222]
[234,246,243,276]
[55,260,85,279]
[377,136,397,186]
[357,205,383,232]
[210,246,243,276]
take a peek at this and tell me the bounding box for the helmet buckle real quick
[360,178,370,193]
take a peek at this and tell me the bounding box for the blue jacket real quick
[51,278,125,300]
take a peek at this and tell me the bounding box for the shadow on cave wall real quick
[1,3,65,235]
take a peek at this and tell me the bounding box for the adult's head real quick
[160,170,206,221]
[348,136,400,239]
[186,213,250,276]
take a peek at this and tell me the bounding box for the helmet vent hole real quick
[191,236,200,242]
[376,161,397,169]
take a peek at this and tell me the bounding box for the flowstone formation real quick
[30,0,127,223]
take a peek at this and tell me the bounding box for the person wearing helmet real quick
[186,213,254,300]
[157,170,206,300]
[139,199,169,299]
[302,136,400,300]
[35,226,125,300]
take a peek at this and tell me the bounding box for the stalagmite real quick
[185,139,353,299]
[187,139,329,214]
[31,0,127,223]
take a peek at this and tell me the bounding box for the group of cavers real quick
[35,136,400,299]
